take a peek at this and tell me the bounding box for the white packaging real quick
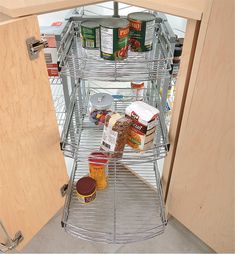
[125,101,159,151]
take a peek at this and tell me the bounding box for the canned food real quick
[100,18,129,60]
[89,152,109,190]
[76,176,96,204]
[81,21,100,49]
[128,12,156,52]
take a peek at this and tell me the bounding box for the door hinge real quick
[26,37,48,60]
[0,221,23,252]
[60,184,68,197]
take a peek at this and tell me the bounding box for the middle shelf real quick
[61,80,169,164]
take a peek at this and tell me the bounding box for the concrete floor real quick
[21,210,214,253]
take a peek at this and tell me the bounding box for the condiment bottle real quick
[170,46,182,78]
[131,81,144,101]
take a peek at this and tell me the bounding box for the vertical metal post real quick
[61,75,71,112]
[113,2,120,18]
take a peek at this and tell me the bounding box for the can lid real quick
[88,152,109,164]
[174,47,182,57]
[100,18,129,28]
[90,93,114,110]
[128,12,156,22]
[81,21,99,28]
[76,176,96,196]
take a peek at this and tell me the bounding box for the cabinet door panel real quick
[0,16,68,250]
[167,0,234,252]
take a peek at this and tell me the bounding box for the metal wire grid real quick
[75,2,147,16]
[61,80,168,163]
[60,21,172,82]
[62,158,166,244]
[49,77,66,129]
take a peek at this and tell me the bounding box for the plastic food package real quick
[100,113,132,158]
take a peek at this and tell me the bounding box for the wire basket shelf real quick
[61,81,168,164]
[62,158,167,244]
[60,20,173,82]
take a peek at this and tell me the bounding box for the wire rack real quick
[62,158,166,244]
[49,77,66,129]
[58,11,171,243]
[60,21,172,82]
[61,81,168,164]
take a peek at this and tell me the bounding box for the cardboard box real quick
[125,101,160,151]
[40,21,69,76]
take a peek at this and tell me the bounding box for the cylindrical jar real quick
[170,46,182,77]
[76,176,96,204]
[89,152,109,190]
[89,93,114,126]
[131,81,144,101]
[100,18,129,60]
[128,12,156,52]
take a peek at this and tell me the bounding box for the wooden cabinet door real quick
[0,15,68,250]
[166,0,234,252]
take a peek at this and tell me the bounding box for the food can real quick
[128,12,156,52]
[100,18,129,60]
[81,21,100,49]
[76,176,96,204]
[89,152,109,190]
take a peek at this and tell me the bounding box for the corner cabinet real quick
[0,0,234,253]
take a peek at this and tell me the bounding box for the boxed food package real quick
[40,21,69,76]
[100,113,132,158]
[125,101,159,151]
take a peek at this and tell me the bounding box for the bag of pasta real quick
[100,113,132,158]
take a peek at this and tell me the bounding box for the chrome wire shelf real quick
[61,81,168,164]
[49,77,66,129]
[62,158,167,244]
[60,21,173,82]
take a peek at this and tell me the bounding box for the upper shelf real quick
[0,0,207,20]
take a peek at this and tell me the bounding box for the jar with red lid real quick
[131,81,144,101]
[88,152,109,190]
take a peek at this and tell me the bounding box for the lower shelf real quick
[62,160,167,244]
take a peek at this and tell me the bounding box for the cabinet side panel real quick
[167,0,235,252]
[162,19,200,199]
[0,16,68,249]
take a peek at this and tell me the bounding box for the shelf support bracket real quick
[0,221,23,252]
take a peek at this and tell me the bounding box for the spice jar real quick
[170,46,182,77]
[89,152,109,190]
[76,176,96,204]
[131,81,144,101]
[89,93,114,126]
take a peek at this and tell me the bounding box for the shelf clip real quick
[26,37,48,60]
[60,184,68,197]
[0,221,23,252]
